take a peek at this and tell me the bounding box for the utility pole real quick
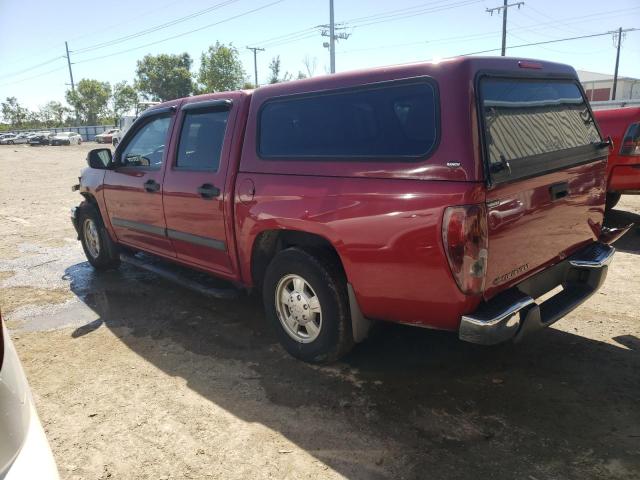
[609,27,637,100]
[329,0,335,73]
[65,41,78,122]
[486,1,524,56]
[64,41,75,92]
[320,1,350,73]
[246,46,265,87]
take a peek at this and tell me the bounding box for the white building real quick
[578,70,640,102]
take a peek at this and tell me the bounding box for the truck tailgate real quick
[477,75,608,300]
[484,159,607,299]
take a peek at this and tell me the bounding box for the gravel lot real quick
[1,143,639,480]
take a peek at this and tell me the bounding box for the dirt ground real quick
[0,143,639,480]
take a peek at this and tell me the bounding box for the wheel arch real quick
[249,228,371,343]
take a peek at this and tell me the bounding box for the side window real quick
[120,115,171,168]
[258,81,438,159]
[176,109,229,171]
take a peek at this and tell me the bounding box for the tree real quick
[268,56,292,84]
[66,79,111,125]
[135,53,193,101]
[302,55,317,77]
[1,97,28,127]
[112,81,138,124]
[48,101,71,126]
[198,42,246,93]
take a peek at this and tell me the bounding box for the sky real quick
[1,0,639,110]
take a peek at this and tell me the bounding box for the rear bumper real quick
[459,242,614,345]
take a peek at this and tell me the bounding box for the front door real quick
[103,109,177,257]
[162,98,237,274]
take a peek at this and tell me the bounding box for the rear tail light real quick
[442,204,488,295]
[620,122,640,156]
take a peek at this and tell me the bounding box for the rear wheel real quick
[78,204,120,270]
[263,248,353,363]
[605,192,621,211]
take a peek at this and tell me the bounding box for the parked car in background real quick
[72,57,620,363]
[593,107,640,209]
[51,132,82,146]
[0,134,29,145]
[95,129,120,144]
[0,312,59,479]
[28,132,54,146]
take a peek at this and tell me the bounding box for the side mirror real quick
[87,148,112,169]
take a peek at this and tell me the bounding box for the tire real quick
[77,203,120,270]
[7,140,13,145]
[605,192,621,211]
[78,138,82,145]
[112,138,119,147]
[263,248,353,363]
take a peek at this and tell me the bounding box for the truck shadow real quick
[63,261,640,479]
[606,207,640,254]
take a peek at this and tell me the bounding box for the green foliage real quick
[1,97,28,127]
[135,53,193,101]
[112,81,138,123]
[66,79,111,125]
[38,101,71,127]
[197,42,246,93]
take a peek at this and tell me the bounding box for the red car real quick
[593,107,640,209]
[71,56,619,362]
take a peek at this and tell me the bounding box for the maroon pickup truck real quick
[72,56,620,362]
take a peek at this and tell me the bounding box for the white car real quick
[0,316,59,479]
[0,134,29,145]
[50,132,82,146]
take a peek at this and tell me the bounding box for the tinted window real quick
[480,78,600,169]
[259,81,437,159]
[176,109,229,170]
[120,115,171,168]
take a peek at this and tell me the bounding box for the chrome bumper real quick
[460,242,615,345]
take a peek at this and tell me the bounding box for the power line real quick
[72,0,285,65]
[345,0,483,29]
[0,66,67,88]
[72,0,241,55]
[457,28,638,57]
[0,56,65,80]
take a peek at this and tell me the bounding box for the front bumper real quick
[70,207,80,238]
[459,242,615,345]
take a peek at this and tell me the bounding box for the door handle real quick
[144,179,160,193]
[197,183,220,199]
[549,182,569,201]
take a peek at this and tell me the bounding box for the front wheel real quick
[112,138,119,147]
[78,204,120,270]
[263,248,353,363]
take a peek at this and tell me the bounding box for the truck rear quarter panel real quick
[235,175,485,330]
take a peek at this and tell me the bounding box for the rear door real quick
[161,97,239,274]
[103,107,177,257]
[478,75,608,299]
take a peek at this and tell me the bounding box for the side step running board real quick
[119,253,240,300]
